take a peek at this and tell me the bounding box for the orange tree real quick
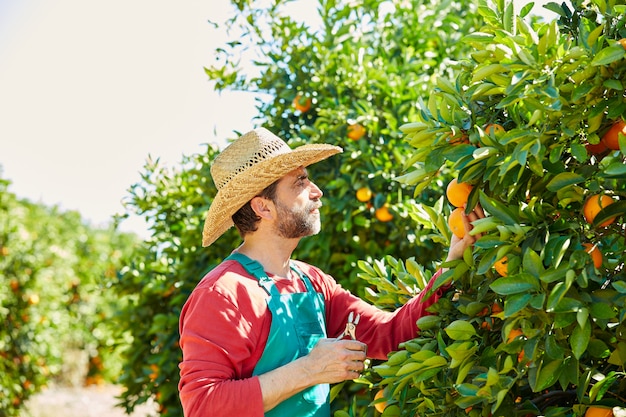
[116,0,485,415]
[0,174,137,417]
[360,0,626,415]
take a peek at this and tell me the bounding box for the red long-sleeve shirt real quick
[178,259,445,417]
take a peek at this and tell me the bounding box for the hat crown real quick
[211,128,291,190]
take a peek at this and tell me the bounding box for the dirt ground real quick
[24,384,159,417]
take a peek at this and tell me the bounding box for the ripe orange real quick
[347,123,366,140]
[601,119,626,150]
[485,123,505,136]
[491,303,503,315]
[446,178,473,208]
[583,243,603,269]
[585,406,614,417]
[375,205,394,222]
[356,187,373,202]
[619,38,626,49]
[507,328,524,343]
[448,207,466,238]
[494,256,508,277]
[443,132,470,145]
[374,389,387,413]
[292,94,312,113]
[583,194,616,227]
[586,140,608,156]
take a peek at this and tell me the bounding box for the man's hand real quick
[258,338,367,411]
[301,338,367,384]
[446,203,486,262]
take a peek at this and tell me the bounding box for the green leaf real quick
[490,273,540,295]
[445,320,477,341]
[503,293,532,316]
[591,45,626,66]
[522,249,544,278]
[602,162,626,178]
[479,191,518,225]
[546,172,585,192]
[533,359,562,391]
[571,322,591,359]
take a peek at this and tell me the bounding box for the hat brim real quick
[202,143,342,247]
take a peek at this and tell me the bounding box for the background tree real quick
[117,0,485,415]
[0,173,137,417]
[359,0,626,415]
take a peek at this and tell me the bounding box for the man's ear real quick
[250,196,274,220]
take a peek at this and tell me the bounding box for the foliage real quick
[363,0,626,415]
[116,0,486,415]
[0,174,137,417]
[205,0,484,295]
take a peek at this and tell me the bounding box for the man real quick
[178,127,483,416]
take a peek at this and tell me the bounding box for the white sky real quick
[0,0,554,238]
[0,1,265,237]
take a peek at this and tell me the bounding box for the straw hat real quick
[202,127,342,247]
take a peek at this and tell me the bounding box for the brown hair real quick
[232,181,278,237]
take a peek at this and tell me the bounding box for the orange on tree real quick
[586,139,608,156]
[375,205,394,222]
[373,389,387,413]
[446,178,473,207]
[448,207,466,238]
[585,406,614,417]
[356,187,373,202]
[292,94,312,113]
[494,256,508,276]
[484,123,505,136]
[583,243,603,269]
[443,131,470,145]
[347,123,366,140]
[507,328,524,343]
[619,38,626,49]
[583,194,616,227]
[601,119,626,150]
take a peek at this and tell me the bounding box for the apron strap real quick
[225,252,275,295]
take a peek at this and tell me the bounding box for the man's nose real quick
[310,181,323,198]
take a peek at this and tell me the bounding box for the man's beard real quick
[274,200,321,239]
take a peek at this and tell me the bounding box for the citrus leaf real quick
[591,45,626,66]
[546,172,585,192]
[534,359,563,391]
[445,320,476,341]
[571,322,591,360]
[490,273,540,295]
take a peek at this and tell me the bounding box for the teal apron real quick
[226,253,330,417]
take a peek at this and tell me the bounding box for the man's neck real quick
[235,235,299,277]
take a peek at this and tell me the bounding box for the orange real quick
[446,178,473,207]
[583,194,616,227]
[586,140,608,156]
[292,94,312,113]
[374,389,387,413]
[356,187,373,202]
[491,302,503,315]
[375,205,394,222]
[494,256,508,277]
[601,119,626,150]
[347,123,366,140]
[448,207,466,238]
[507,328,524,343]
[583,243,603,269]
[485,123,505,136]
[585,406,614,417]
[443,132,470,145]
[619,38,626,49]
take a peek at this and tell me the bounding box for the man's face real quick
[272,166,323,239]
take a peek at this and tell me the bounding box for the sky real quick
[0,1,554,238]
